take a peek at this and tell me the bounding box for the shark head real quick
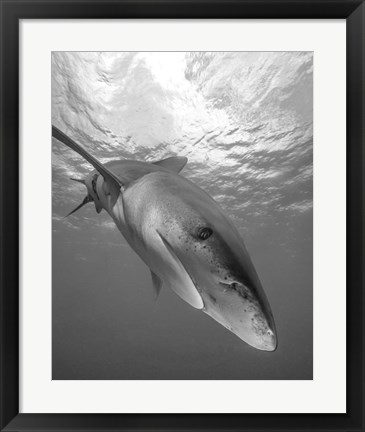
[149,174,278,351]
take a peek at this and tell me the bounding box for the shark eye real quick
[197,227,213,240]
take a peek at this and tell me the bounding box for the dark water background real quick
[52,52,313,380]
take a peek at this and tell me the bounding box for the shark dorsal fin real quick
[52,125,123,193]
[153,156,187,174]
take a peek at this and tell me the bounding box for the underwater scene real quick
[52,52,313,380]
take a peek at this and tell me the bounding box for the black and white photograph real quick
[52,51,313,380]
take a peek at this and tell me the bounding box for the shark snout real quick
[261,328,277,352]
[232,279,277,351]
[202,277,278,351]
[248,316,277,352]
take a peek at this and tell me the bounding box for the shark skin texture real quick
[53,125,277,351]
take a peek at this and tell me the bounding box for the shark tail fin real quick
[64,195,93,218]
[52,125,123,195]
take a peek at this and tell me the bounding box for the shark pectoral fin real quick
[150,271,163,300]
[153,156,188,174]
[157,233,204,309]
[169,280,204,309]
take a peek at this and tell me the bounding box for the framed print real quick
[0,1,364,431]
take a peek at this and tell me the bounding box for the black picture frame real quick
[1,1,364,431]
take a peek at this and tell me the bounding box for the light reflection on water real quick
[52,52,312,380]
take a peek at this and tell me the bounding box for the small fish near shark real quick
[52,125,278,351]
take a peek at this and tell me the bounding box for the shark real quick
[53,125,278,351]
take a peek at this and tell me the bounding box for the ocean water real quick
[52,52,313,380]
